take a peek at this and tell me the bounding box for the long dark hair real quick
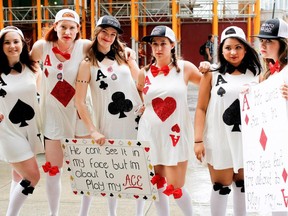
[216,37,261,76]
[87,26,126,66]
[262,38,288,80]
[0,32,36,75]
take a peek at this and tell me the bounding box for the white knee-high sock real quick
[46,171,61,216]
[174,187,193,216]
[233,181,246,216]
[79,195,93,216]
[135,199,145,216]
[107,197,117,216]
[9,180,18,198]
[154,186,170,216]
[6,180,33,216]
[211,183,231,216]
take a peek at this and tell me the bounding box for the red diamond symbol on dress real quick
[50,80,75,107]
[245,114,249,125]
[283,168,287,183]
[44,68,49,77]
[259,128,267,151]
[142,86,149,95]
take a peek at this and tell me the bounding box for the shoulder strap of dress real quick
[42,41,52,61]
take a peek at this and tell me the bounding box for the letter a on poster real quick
[240,70,288,213]
[62,139,158,201]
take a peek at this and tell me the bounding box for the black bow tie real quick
[96,50,115,62]
[3,62,22,75]
[225,62,247,74]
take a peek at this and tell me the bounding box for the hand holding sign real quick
[62,138,158,201]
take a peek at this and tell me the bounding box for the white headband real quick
[0,26,24,39]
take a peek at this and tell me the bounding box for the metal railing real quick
[2,1,258,25]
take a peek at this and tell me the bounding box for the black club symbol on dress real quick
[108,92,133,118]
[99,81,108,90]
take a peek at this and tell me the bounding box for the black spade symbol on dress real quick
[217,87,226,97]
[9,99,35,127]
[222,99,241,132]
[0,88,7,98]
[108,92,133,118]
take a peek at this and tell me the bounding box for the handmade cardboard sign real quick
[62,138,158,201]
[240,70,288,212]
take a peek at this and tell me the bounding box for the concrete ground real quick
[0,84,272,216]
[0,154,212,216]
[0,155,272,216]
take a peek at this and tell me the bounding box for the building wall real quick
[126,22,248,67]
[6,17,248,67]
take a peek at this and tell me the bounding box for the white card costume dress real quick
[41,40,89,139]
[204,70,259,173]
[89,61,142,139]
[0,67,43,162]
[137,60,194,166]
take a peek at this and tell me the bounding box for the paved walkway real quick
[0,154,212,216]
[0,85,272,215]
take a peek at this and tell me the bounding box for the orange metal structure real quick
[0,0,263,65]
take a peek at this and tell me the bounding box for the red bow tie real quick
[269,60,280,74]
[150,65,170,77]
[52,46,71,60]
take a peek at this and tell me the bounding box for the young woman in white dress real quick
[137,26,202,216]
[0,26,43,216]
[30,9,135,215]
[75,15,144,216]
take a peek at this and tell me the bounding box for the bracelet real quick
[194,141,203,143]
[76,80,89,83]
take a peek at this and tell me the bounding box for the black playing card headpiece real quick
[3,62,22,75]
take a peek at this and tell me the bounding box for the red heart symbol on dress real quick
[142,86,149,95]
[144,147,150,152]
[134,195,139,199]
[72,139,77,143]
[171,124,180,133]
[73,191,78,195]
[65,160,70,164]
[152,97,176,122]
[101,193,106,196]
[108,140,114,144]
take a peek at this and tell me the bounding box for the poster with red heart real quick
[61,139,158,201]
[240,70,288,213]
